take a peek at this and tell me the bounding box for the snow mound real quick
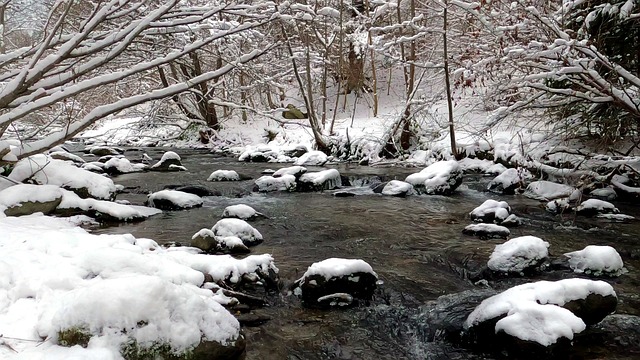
[103,157,146,174]
[58,190,162,221]
[254,174,297,192]
[458,158,507,174]
[49,151,85,164]
[298,169,342,191]
[575,199,618,215]
[222,204,261,220]
[488,168,532,194]
[212,218,263,246]
[147,190,203,210]
[294,150,328,166]
[564,245,627,276]
[488,236,550,273]
[273,165,307,178]
[464,279,617,346]
[207,170,241,181]
[0,184,64,213]
[462,223,510,239]
[301,258,377,280]
[405,160,462,195]
[524,181,576,201]
[9,154,117,200]
[47,275,240,352]
[469,199,511,223]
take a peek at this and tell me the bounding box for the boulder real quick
[191,229,250,254]
[294,150,328,166]
[524,181,576,201]
[487,236,549,274]
[86,146,122,156]
[103,157,147,175]
[163,185,221,197]
[283,145,308,158]
[462,223,510,239]
[463,279,617,357]
[487,168,530,194]
[297,169,342,192]
[146,190,203,210]
[405,160,463,195]
[254,174,296,192]
[208,170,241,181]
[212,218,263,246]
[575,199,619,217]
[0,184,64,216]
[291,258,378,308]
[272,165,307,179]
[469,199,511,224]
[372,180,415,197]
[222,204,264,220]
[564,245,627,277]
[150,151,185,172]
[49,151,85,164]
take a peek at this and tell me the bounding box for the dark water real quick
[92,148,640,359]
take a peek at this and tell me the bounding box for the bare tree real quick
[0,0,276,162]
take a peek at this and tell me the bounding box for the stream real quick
[91,148,640,360]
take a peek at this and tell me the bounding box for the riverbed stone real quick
[462,223,510,239]
[163,185,221,197]
[405,160,463,195]
[0,184,64,216]
[150,151,185,172]
[296,169,342,192]
[191,229,250,254]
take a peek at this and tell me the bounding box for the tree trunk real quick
[443,0,458,158]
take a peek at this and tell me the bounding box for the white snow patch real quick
[300,258,377,280]
[212,218,263,245]
[524,181,576,201]
[564,245,626,276]
[147,190,203,209]
[405,160,462,194]
[207,170,240,181]
[381,180,414,196]
[488,236,550,273]
[254,174,297,192]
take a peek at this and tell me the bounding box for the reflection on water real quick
[93,148,640,359]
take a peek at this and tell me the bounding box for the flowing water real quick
[92,148,640,360]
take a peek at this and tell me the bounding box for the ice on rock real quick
[488,236,550,273]
[208,169,241,181]
[564,245,626,276]
[212,218,263,246]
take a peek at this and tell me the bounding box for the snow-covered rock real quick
[458,158,507,175]
[405,160,463,195]
[564,245,627,277]
[103,157,147,175]
[191,229,250,254]
[254,174,297,192]
[297,169,342,191]
[86,145,122,156]
[487,168,531,194]
[163,184,220,197]
[469,199,511,224]
[575,199,619,216]
[596,213,635,222]
[546,198,572,213]
[294,150,328,166]
[464,279,617,353]
[238,145,278,162]
[590,187,617,201]
[146,190,203,210]
[9,154,117,200]
[150,151,185,171]
[212,218,263,246]
[0,214,281,359]
[57,190,162,222]
[524,181,576,201]
[462,223,510,239]
[207,169,241,181]
[81,161,105,173]
[372,180,415,197]
[222,204,263,220]
[0,184,64,216]
[273,165,307,178]
[488,236,550,274]
[291,258,378,308]
[49,151,85,164]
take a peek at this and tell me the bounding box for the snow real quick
[49,151,85,164]
[488,236,550,273]
[575,199,618,213]
[211,218,263,245]
[0,184,63,210]
[58,190,162,221]
[273,165,307,177]
[301,258,377,280]
[564,245,626,276]
[207,169,241,181]
[381,180,414,196]
[488,168,531,192]
[590,187,617,200]
[298,169,342,187]
[150,151,181,169]
[458,158,507,174]
[192,229,245,249]
[524,180,576,201]
[222,204,260,219]
[469,199,511,222]
[103,157,146,173]
[254,174,297,192]
[147,190,203,209]
[294,150,328,166]
[464,279,616,346]
[8,154,117,200]
[405,160,462,194]
[0,214,280,358]
[463,223,511,238]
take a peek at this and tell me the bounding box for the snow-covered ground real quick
[0,214,277,359]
